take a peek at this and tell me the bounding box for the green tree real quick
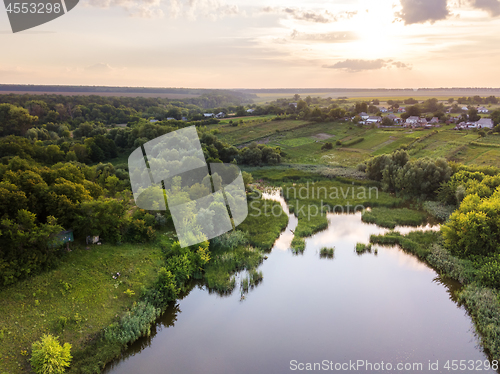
[468,108,480,122]
[30,334,72,374]
[0,103,38,136]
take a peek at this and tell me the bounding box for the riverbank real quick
[0,198,288,373]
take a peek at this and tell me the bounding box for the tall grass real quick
[362,207,426,229]
[291,237,306,254]
[319,247,335,259]
[238,199,288,250]
[355,243,372,254]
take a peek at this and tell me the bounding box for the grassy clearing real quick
[361,207,427,228]
[0,243,164,373]
[281,137,317,147]
[238,198,289,250]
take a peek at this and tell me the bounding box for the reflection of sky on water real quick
[105,190,493,374]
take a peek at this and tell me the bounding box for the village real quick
[356,104,494,130]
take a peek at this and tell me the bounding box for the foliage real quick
[442,191,500,258]
[422,201,456,221]
[291,236,306,254]
[361,207,426,229]
[355,243,372,254]
[238,198,288,250]
[457,286,500,360]
[30,334,72,374]
[365,150,451,197]
[342,137,364,147]
[320,247,335,258]
[211,230,249,250]
[477,259,500,289]
[321,142,333,151]
[104,302,160,345]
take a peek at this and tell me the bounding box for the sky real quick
[1,0,500,88]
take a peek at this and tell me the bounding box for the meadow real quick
[0,242,164,372]
[209,115,500,168]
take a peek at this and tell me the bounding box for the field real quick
[209,115,500,168]
[247,89,500,104]
[0,242,164,372]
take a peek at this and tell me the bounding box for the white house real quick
[166,117,176,121]
[406,116,420,125]
[366,116,382,124]
[461,106,469,111]
[149,119,159,123]
[247,109,255,114]
[379,107,388,113]
[429,117,440,125]
[204,113,215,118]
[215,112,226,119]
[476,118,494,129]
[398,107,406,113]
[359,112,369,120]
[477,106,489,113]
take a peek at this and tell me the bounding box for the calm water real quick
[105,192,495,374]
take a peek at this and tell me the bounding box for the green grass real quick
[361,207,427,229]
[319,247,335,258]
[0,242,164,373]
[204,245,263,294]
[281,137,317,147]
[238,198,288,250]
[355,243,372,254]
[283,179,400,239]
[291,236,306,254]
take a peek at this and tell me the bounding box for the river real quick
[104,191,496,374]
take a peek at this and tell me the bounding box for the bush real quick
[336,140,342,146]
[422,201,455,221]
[211,230,248,250]
[30,334,72,374]
[478,260,500,289]
[321,142,333,151]
[104,302,160,345]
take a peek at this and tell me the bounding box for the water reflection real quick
[104,190,496,374]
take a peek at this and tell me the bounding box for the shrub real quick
[211,230,249,250]
[422,201,455,221]
[30,334,72,374]
[104,302,160,345]
[321,142,333,151]
[336,140,342,146]
[478,260,500,289]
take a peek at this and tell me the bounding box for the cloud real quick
[323,59,412,72]
[290,30,358,43]
[84,63,114,72]
[84,0,239,19]
[471,0,500,16]
[395,0,450,24]
[262,7,357,23]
